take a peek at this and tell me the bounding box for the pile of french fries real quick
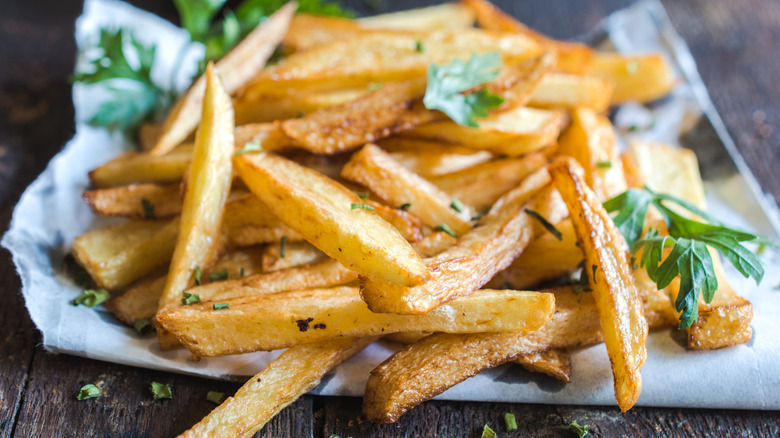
[70,0,754,435]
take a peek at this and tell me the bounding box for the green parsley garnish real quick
[397,202,412,211]
[604,187,767,329]
[71,289,110,307]
[240,267,246,277]
[150,382,172,399]
[213,303,230,310]
[571,260,592,294]
[234,140,263,156]
[76,383,101,401]
[134,318,153,335]
[206,390,225,404]
[141,198,156,219]
[423,53,505,127]
[182,291,201,305]
[481,424,497,438]
[568,420,590,437]
[329,435,340,438]
[450,199,465,213]
[209,269,229,282]
[280,235,288,258]
[435,223,457,238]
[596,160,612,169]
[351,203,374,211]
[525,208,563,241]
[414,40,424,53]
[195,266,202,285]
[368,82,384,91]
[355,192,369,200]
[504,412,517,432]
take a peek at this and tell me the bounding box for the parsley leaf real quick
[423,53,504,127]
[71,289,110,307]
[76,384,102,401]
[207,390,226,404]
[150,382,172,399]
[435,223,457,238]
[351,203,374,211]
[605,187,767,328]
[504,412,517,432]
[134,318,154,335]
[525,208,563,240]
[182,291,201,305]
[568,420,590,437]
[481,424,497,438]
[213,303,230,310]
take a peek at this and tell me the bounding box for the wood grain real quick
[2,0,780,436]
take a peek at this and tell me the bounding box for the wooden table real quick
[2,0,779,436]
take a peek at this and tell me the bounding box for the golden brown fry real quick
[428,152,548,212]
[158,286,555,356]
[179,337,374,438]
[261,240,326,272]
[235,153,429,287]
[461,0,593,74]
[138,122,163,151]
[158,64,234,310]
[401,106,566,156]
[368,201,424,243]
[283,13,366,52]
[379,137,493,178]
[529,73,614,112]
[360,169,568,314]
[586,52,676,104]
[362,287,601,423]
[220,193,302,247]
[411,231,457,258]
[73,220,178,290]
[383,332,430,345]
[83,183,182,219]
[550,159,647,412]
[342,144,474,236]
[557,107,627,201]
[89,144,193,188]
[234,88,367,125]
[152,3,295,155]
[513,348,572,383]
[358,3,476,31]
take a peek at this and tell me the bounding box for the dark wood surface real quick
[2,0,780,436]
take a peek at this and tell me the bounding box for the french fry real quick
[550,159,647,412]
[360,168,568,314]
[383,332,430,345]
[234,88,367,125]
[461,0,593,74]
[157,286,556,356]
[378,137,493,178]
[362,287,602,423]
[152,3,295,155]
[220,193,302,246]
[342,144,474,236]
[157,64,234,311]
[428,152,548,212]
[261,241,327,272]
[401,106,566,156]
[283,13,366,52]
[179,337,375,438]
[83,183,182,219]
[586,53,676,104]
[235,153,430,287]
[89,144,193,188]
[411,231,457,258]
[529,73,614,112]
[73,220,178,290]
[358,3,476,31]
[513,348,572,383]
[238,29,541,97]
[368,201,424,242]
[557,107,627,201]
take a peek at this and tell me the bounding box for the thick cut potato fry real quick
[358,3,476,31]
[179,337,374,438]
[235,153,429,287]
[586,53,676,104]
[461,0,593,74]
[360,169,568,314]
[83,183,182,219]
[362,287,602,423]
[89,144,193,188]
[367,201,424,243]
[513,348,572,383]
[158,64,234,310]
[629,140,752,349]
[262,241,327,272]
[221,193,302,246]
[550,159,647,412]
[157,286,555,356]
[284,13,366,52]
[411,231,457,258]
[234,88,367,125]
[239,29,541,97]
[428,152,548,212]
[529,73,614,112]
[152,4,294,155]
[342,144,474,236]
[557,107,627,201]
[73,220,178,290]
[106,246,266,325]
[401,106,566,156]
[379,137,493,177]
[383,332,430,345]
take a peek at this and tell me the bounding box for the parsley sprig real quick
[423,53,505,127]
[604,187,767,329]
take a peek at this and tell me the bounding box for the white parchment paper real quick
[4,0,780,409]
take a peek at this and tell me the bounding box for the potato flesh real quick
[513,348,572,383]
[89,145,193,188]
[586,52,675,104]
[262,241,327,273]
[529,73,614,112]
[550,159,647,412]
[379,137,494,177]
[157,286,555,356]
[83,183,182,219]
[235,153,429,287]
[179,337,374,438]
